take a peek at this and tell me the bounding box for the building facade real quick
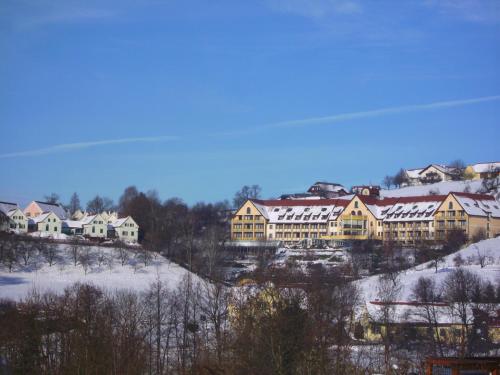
[231,192,500,246]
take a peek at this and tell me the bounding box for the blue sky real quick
[1,0,499,207]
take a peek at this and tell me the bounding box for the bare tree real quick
[448,159,466,180]
[375,276,402,373]
[79,246,93,275]
[442,268,481,357]
[69,238,81,267]
[44,193,60,204]
[40,241,58,266]
[233,184,262,208]
[411,277,446,357]
[68,192,81,215]
[382,175,394,189]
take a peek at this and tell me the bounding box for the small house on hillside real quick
[464,162,500,180]
[0,201,28,233]
[107,216,139,243]
[28,211,61,234]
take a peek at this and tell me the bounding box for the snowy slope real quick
[380,180,484,198]
[0,244,201,301]
[357,237,500,303]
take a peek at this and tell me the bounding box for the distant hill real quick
[0,244,200,301]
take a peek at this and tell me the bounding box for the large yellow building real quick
[230,192,500,245]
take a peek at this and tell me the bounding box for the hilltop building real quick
[464,162,500,180]
[230,192,500,246]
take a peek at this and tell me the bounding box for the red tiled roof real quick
[251,191,496,209]
[251,198,351,207]
[451,191,496,200]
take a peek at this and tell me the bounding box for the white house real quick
[81,214,108,238]
[0,201,28,233]
[403,164,455,186]
[28,211,61,234]
[108,216,139,243]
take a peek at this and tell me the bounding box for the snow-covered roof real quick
[0,201,18,215]
[452,192,500,218]
[469,162,500,173]
[28,212,55,224]
[62,220,83,229]
[32,201,68,219]
[109,217,132,228]
[404,168,423,179]
[383,200,442,222]
[419,164,453,176]
[250,198,350,223]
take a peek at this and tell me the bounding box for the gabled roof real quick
[31,201,68,219]
[450,192,500,218]
[62,220,83,229]
[0,201,18,215]
[418,164,454,176]
[109,216,135,228]
[29,212,56,224]
[404,168,424,179]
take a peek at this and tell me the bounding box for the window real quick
[100,228,103,233]
[92,226,95,233]
[53,226,57,232]
[46,224,49,231]
[354,201,359,208]
[246,207,251,214]
[357,210,362,216]
[448,202,453,210]
[131,231,134,236]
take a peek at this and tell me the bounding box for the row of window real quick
[232,232,264,238]
[273,223,328,229]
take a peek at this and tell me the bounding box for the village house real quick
[464,162,500,180]
[24,200,68,219]
[359,301,500,349]
[403,164,457,186]
[62,213,108,238]
[28,211,61,234]
[0,201,28,233]
[107,216,139,243]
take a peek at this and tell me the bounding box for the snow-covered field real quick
[0,244,200,301]
[380,179,484,197]
[357,237,500,303]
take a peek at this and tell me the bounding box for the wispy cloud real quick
[424,0,500,23]
[218,95,500,136]
[0,136,179,159]
[265,0,362,19]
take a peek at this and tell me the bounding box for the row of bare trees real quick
[0,266,366,375]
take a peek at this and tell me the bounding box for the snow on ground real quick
[357,237,500,303]
[380,179,484,198]
[0,244,201,301]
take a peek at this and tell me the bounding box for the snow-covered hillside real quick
[380,179,485,198]
[357,237,500,303]
[0,244,200,301]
